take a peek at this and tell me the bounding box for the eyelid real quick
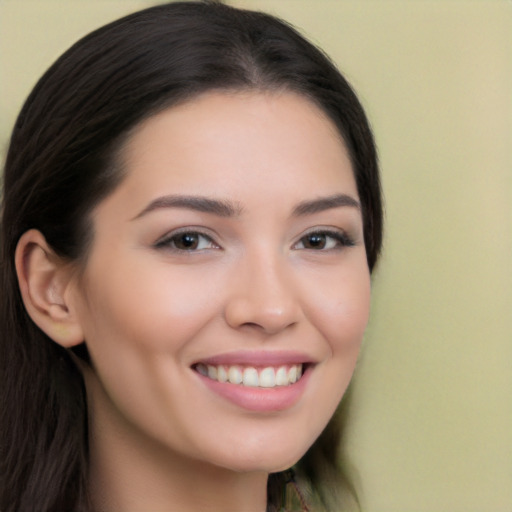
[154,227,220,251]
[152,225,356,253]
[293,227,355,250]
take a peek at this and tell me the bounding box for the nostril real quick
[238,319,298,336]
[240,321,266,331]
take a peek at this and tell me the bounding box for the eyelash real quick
[293,229,355,251]
[154,229,218,252]
[154,228,355,253]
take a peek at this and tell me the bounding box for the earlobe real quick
[15,229,84,347]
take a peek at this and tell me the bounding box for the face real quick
[71,91,371,474]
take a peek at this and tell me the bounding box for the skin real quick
[55,91,370,511]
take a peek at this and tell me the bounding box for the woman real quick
[0,2,382,511]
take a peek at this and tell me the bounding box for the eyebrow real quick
[133,192,360,220]
[292,194,360,216]
[132,195,243,219]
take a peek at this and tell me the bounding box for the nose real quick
[224,251,301,335]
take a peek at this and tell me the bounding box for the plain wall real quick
[1,1,511,511]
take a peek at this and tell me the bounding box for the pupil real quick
[307,234,326,248]
[179,233,198,249]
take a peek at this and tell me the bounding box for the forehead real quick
[107,90,358,215]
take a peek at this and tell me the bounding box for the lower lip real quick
[195,366,312,412]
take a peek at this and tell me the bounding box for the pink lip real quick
[193,362,313,413]
[193,350,315,367]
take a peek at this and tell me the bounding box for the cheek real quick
[304,260,371,355]
[80,261,224,354]
[75,262,229,445]
[291,260,370,454]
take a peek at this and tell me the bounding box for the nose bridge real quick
[224,244,300,334]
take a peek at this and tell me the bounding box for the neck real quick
[85,369,268,512]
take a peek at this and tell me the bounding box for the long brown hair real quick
[0,2,382,510]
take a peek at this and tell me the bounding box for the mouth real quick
[191,351,314,411]
[193,363,305,389]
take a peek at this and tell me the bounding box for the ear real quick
[15,229,84,347]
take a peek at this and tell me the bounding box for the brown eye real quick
[174,233,200,250]
[155,231,217,251]
[302,233,328,249]
[294,230,354,251]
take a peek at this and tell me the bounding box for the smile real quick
[194,363,303,388]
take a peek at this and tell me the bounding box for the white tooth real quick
[288,365,298,384]
[275,366,288,386]
[217,366,228,383]
[228,366,243,385]
[259,367,276,388]
[296,364,303,379]
[207,365,218,380]
[196,364,208,377]
[243,367,259,387]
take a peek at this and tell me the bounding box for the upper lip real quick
[192,350,316,367]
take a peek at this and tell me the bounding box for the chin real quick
[211,436,313,474]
